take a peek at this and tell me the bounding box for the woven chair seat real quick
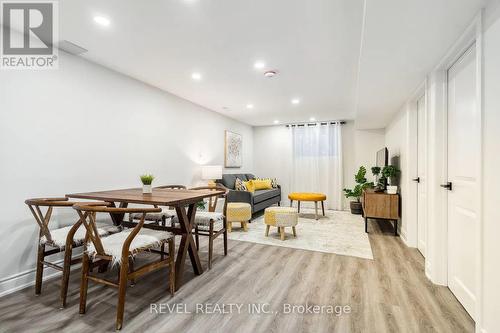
[171,211,225,231]
[87,228,174,265]
[129,209,176,222]
[41,222,121,248]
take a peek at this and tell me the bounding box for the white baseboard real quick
[0,260,65,298]
[425,260,433,281]
[399,231,409,246]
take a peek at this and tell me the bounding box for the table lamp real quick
[201,165,222,187]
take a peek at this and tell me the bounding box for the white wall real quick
[252,125,292,198]
[0,51,253,295]
[482,4,500,331]
[383,3,500,331]
[384,103,413,243]
[253,122,385,210]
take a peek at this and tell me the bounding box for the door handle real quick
[440,182,452,191]
[412,177,420,183]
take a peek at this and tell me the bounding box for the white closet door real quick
[446,44,478,319]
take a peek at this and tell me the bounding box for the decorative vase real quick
[143,184,152,194]
[386,186,398,194]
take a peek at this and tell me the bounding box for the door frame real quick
[406,82,427,251]
[413,90,428,257]
[427,11,483,330]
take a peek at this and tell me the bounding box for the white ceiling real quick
[355,0,486,129]
[56,0,485,127]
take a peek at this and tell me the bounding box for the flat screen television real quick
[376,147,388,168]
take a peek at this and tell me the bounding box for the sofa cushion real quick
[245,174,256,180]
[253,179,272,190]
[234,177,247,191]
[253,188,281,204]
[221,174,248,189]
[256,177,278,188]
[244,180,255,192]
[221,174,236,189]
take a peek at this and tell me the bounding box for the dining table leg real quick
[108,202,129,226]
[174,203,203,290]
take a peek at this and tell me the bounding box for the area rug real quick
[226,209,373,260]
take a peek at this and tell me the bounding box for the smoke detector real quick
[264,70,277,78]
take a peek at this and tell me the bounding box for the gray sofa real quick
[216,173,281,214]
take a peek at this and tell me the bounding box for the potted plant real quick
[371,166,386,192]
[371,166,381,183]
[343,166,373,215]
[140,174,155,194]
[196,201,206,211]
[382,165,400,194]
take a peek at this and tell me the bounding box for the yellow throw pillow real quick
[244,180,255,192]
[253,179,272,190]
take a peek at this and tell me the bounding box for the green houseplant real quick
[343,166,373,215]
[371,166,381,184]
[140,174,155,194]
[381,165,400,194]
[371,166,381,177]
[371,166,386,191]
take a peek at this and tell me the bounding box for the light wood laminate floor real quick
[0,219,473,333]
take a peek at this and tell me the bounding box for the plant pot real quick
[386,185,398,194]
[142,184,152,194]
[350,201,363,215]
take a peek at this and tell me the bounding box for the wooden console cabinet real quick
[362,188,400,236]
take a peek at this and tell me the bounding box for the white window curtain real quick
[289,123,343,210]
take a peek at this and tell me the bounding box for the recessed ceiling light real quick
[254,61,265,69]
[264,70,277,78]
[291,98,300,105]
[94,16,110,27]
[191,72,202,81]
[310,117,316,121]
[273,120,280,124]
[246,104,254,109]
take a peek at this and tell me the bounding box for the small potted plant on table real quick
[140,174,155,194]
[344,166,373,215]
[371,166,386,192]
[382,165,400,194]
[371,166,381,183]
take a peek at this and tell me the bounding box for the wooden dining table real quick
[66,187,224,289]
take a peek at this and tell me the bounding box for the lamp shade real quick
[201,165,222,180]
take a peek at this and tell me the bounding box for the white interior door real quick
[446,44,478,319]
[416,95,427,257]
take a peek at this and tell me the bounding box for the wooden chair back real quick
[72,203,162,258]
[189,185,228,213]
[151,185,187,209]
[25,197,77,243]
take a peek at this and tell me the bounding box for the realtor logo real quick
[1,1,58,69]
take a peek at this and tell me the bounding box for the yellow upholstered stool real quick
[264,207,298,241]
[288,192,327,220]
[226,202,251,232]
